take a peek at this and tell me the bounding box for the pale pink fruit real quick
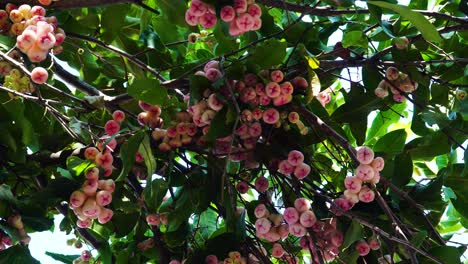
[220,6,235,22]
[236,13,254,31]
[265,82,281,98]
[98,179,115,193]
[69,190,86,208]
[355,241,370,256]
[268,214,283,227]
[371,172,381,184]
[255,176,269,192]
[294,163,310,179]
[288,112,300,124]
[36,32,56,50]
[289,223,307,237]
[273,94,292,106]
[188,0,207,16]
[31,6,46,16]
[104,120,120,136]
[30,67,48,84]
[262,108,279,124]
[95,152,113,168]
[255,83,265,95]
[248,4,262,18]
[299,210,316,227]
[386,66,399,81]
[317,91,331,107]
[82,197,99,217]
[294,198,310,213]
[368,237,380,250]
[236,181,249,194]
[288,150,304,166]
[207,93,223,111]
[254,204,269,218]
[333,197,354,216]
[259,95,271,106]
[76,219,92,228]
[356,164,375,182]
[96,190,112,206]
[375,87,389,98]
[356,146,374,164]
[84,147,99,160]
[82,179,98,196]
[280,81,294,95]
[370,157,385,171]
[264,228,281,242]
[85,167,99,180]
[271,243,285,258]
[16,30,37,52]
[344,176,362,193]
[344,190,359,204]
[199,12,217,29]
[255,218,271,234]
[97,208,113,224]
[283,207,299,225]
[330,230,344,247]
[358,186,375,203]
[205,255,218,264]
[393,94,406,103]
[278,224,289,239]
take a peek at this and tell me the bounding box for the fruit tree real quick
[0,0,467,263]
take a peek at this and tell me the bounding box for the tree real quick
[0,0,466,263]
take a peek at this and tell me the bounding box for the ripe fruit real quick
[356,146,374,164]
[287,150,304,166]
[355,241,370,256]
[283,207,299,224]
[30,67,48,84]
[254,176,269,192]
[104,120,120,136]
[112,110,125,122]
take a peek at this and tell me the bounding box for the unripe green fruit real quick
[456,89,466,101]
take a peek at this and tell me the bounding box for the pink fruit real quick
[95,152,114,168]
[265,82,281,98]
[82,179,98,196]
[333,197,354,215]
[98,179,115,193]
[97,208,113,224]
[30,67,48,84]
[220,6,235,22]
[259,95,271,106]
[185,10,198,26]
[255,176,269,192]
[104,120,120,136]
[96,190,112,206]
[278,224,289,239]
[81,250,92,261]
[76,219,91,228]
[233,0,248,13]
[244,73,258,86]
[294,198,311,213]
[386,66,399,81]
[370,157,385,171]
[248,122,262,137]
[248,4,262,18]
[236,181,249,194]
[84,147,99,160]
[271,243,285,258]
[289,223,307,237]
[356,146,374,165]
[288,150,304,166]
[280,81,294,95]
[264,228,281,242]
[268,214,283,227]
[146,214,160,226]
[330,230,344,247]
[207,93,223,111]
[292,76,308,89]
[273,94,292,106]
[358,186,375,203]
[69,190,86,208]
[356,164,375,182]
[254,204,269,218]
[283,207,299,225]
[112,110,125,122]
[294,163,311,179]
[262,108,279,124]
[85,167,99,180]
[393,94,406,103]
[188,0,207,16]
[255,217,271,234]
[317,91,331,107]
[299,210,316,227]
[199,12,217,29]
[82,197,99,217]
[270,70,283,83]
[368,237,380,250]
[375,87,389,98]
[205,255,218,264]
[236,13,254,31]
[344,176,362,193]
[355,241,370,256]
[204,60,219,71]
[278,160,294,175]
[344,190,359,204]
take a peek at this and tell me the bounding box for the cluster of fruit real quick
[205,251,247,264]
[185,0,262,36]
[375,66,418,103]
[6,4,65,61]
[355,237,381,256]
[277,150,311,180]
[72,250,92,264]
[0,67,35,96]
[68,111,126,228]
[334,146,384,214]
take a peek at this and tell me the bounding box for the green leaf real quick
[373,129,407,154]
[143,179,168,212]
[390,153,413,187]
[127,78,168,106]
[342,31,368,49]
[138,134,156,177]
[0,245,40,264]
[341,220,363,249]
[112,211,139,238]
[367,1,442,43]
[410,230,427,248]
[249,39,287,69]
[189,75,211,105]
[306,69,321,104]
[205,107,237,143]
[45,252,80,264]
[101,5,128,42]
[0,184,18,206]
[423,246,462,264]
[117,131,145,181]
[66,157,94,177]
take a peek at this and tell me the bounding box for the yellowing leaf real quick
[305,55,320,69]
[306,69,321,103]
